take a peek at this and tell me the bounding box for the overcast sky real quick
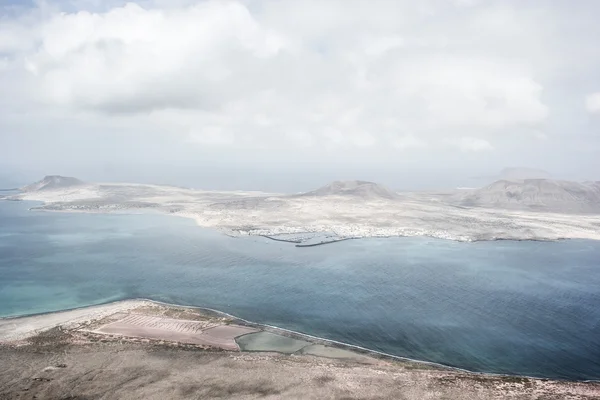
[1,0,600,190]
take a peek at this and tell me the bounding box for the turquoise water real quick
[1,200,600,380]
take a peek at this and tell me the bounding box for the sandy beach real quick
[1,300,599,399]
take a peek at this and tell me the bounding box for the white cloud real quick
[189,125,234,146]
[390,134,427,150]
[586,93,600,114]
[285,128,314,148]
[384,56,548,129]
[26,1,288,113]
[454,137,493,152]
[2,0,598,167]
[452,0,481,7]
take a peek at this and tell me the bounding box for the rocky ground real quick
[1,301,599,399]
[1,333,599,399]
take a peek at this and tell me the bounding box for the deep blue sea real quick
[1,200,600,380]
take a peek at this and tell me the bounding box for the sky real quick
[1,0,600,191]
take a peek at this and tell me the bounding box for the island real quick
[3,175,600,244]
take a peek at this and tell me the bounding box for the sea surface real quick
[1,200,600,380]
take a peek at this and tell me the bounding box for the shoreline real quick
[260,234,359,247]
[294,237,357,247]
[20,203,583,245]
[1,189,597,244]
[1,298,596,384]
[4,179,600,244]
[2,199,600,389]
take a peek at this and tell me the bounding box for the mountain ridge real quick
[455,178,600,213]
[21,175,85,192]
[301,180,399,200]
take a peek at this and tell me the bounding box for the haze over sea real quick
[1,200,599,380]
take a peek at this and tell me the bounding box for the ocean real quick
[1,199,599,380]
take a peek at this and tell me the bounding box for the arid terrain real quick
[4,175,600,243]
[1,301,598,400]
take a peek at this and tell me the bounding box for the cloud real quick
[2,0,600,182]
[452,0,482,7]
[0,0,554,151]
[25,2,288,113]
[390,134,426,150]
[454,137,493,152]
[586,93,600,114]
[189,125,235,146]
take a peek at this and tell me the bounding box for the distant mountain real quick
[21,175,85,192]
[498,167,552,180]
[455,179,600,213]
[471,167,552,184]
[301,180,399,200]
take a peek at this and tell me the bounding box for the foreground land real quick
[1,301,599,399]
[5,177,600,243]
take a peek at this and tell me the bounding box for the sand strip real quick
[0,300,152,342]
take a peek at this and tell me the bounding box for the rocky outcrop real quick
[455,179,600,213]
[21,175,85,192]
[301,180,399,200]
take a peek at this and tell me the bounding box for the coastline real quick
[5,183,600,243]
[0,298,597,384]
[28,205,585,246]
[3,197,600,395]
[260,234,358,247]
[20,203,587,244]
[295,237,357,247]
[2,304,599,399]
